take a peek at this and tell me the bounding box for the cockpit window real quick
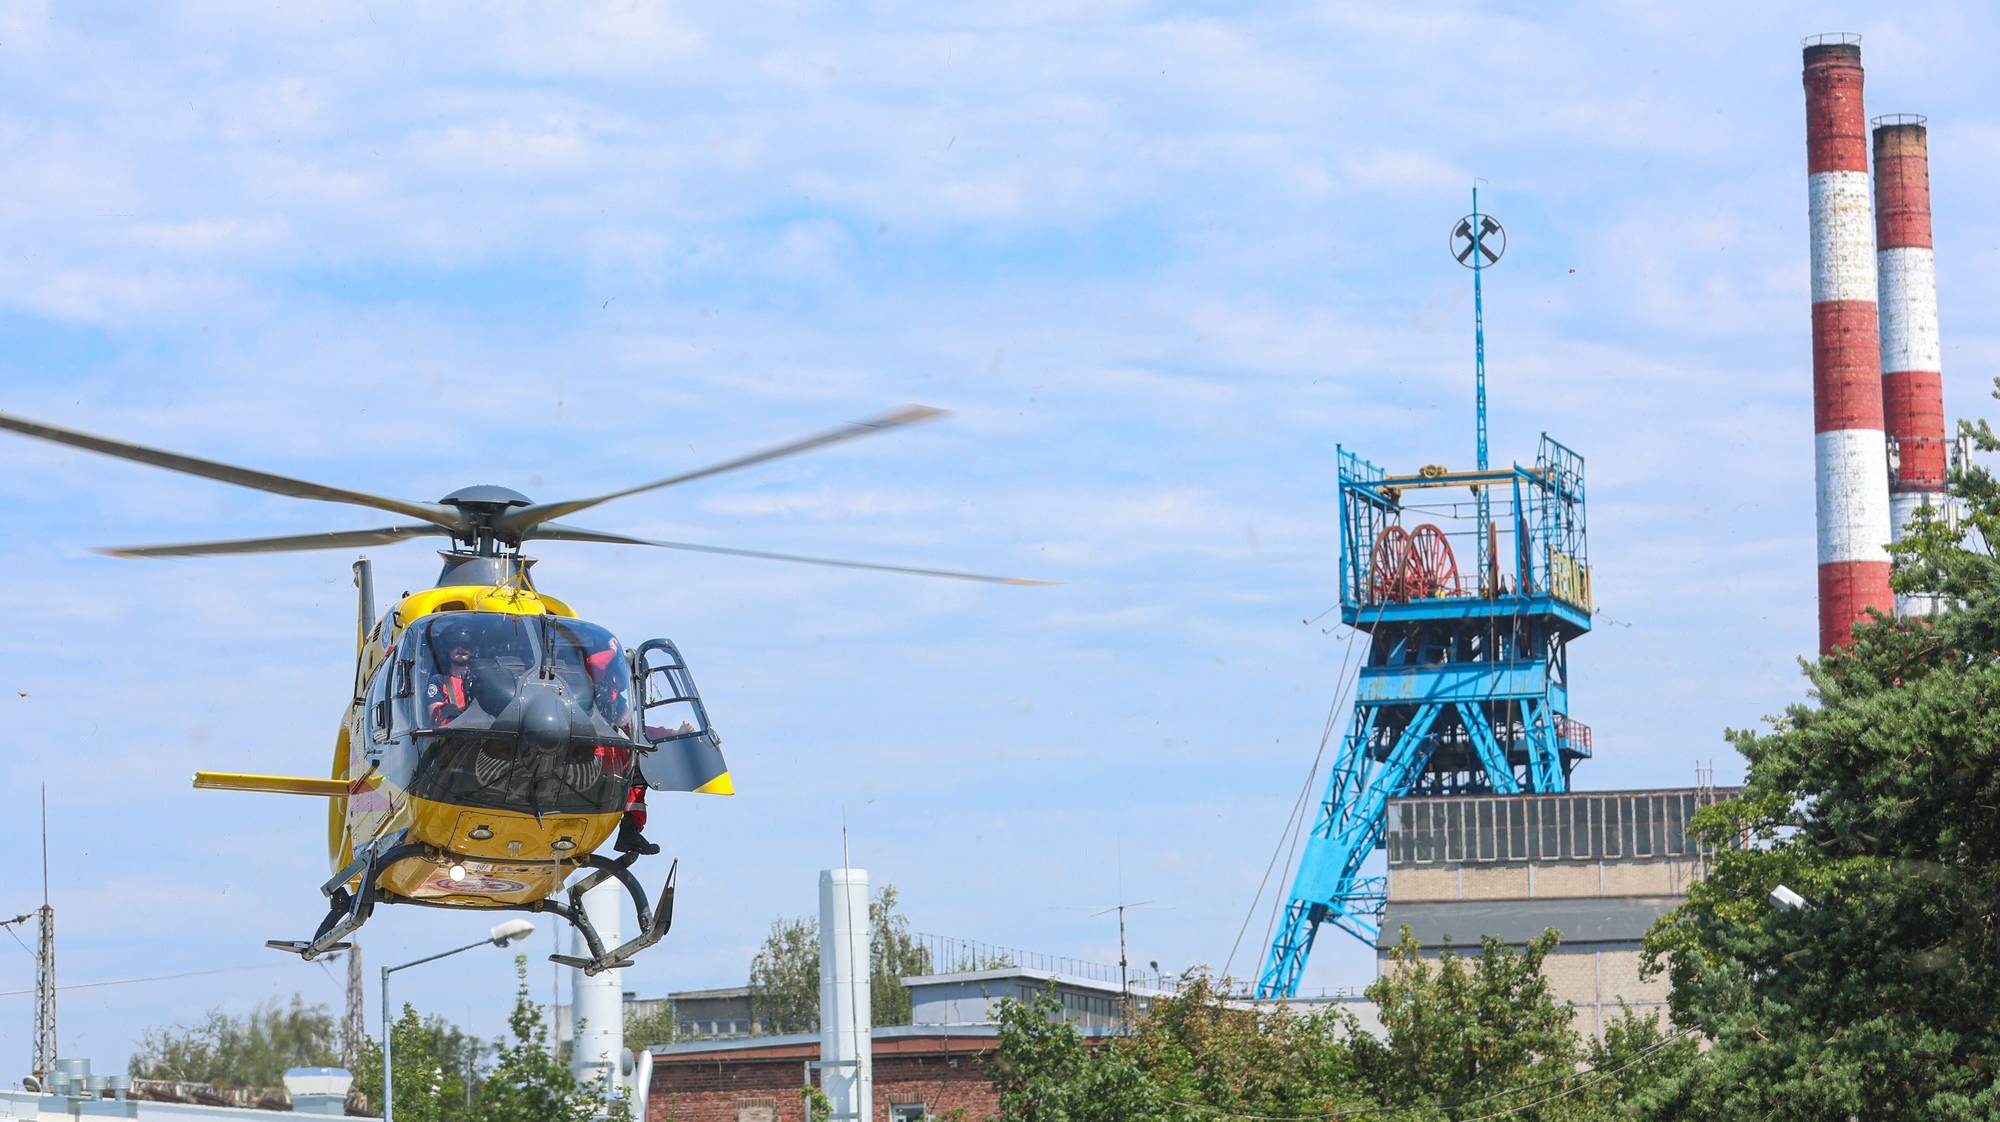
[542,619,636,742]
[414,613,538,733]
[409,611,637,745]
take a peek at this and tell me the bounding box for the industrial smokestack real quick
[1804,35,1893,652]
[570,884,624,1099]
[819,868,872,1122]
[1873,113,1948,616]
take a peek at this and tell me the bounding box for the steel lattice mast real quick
[34,787,55,1080]
[1255,198,1595,998]
[344,942,365,1073]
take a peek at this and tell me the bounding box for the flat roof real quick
[666,985,753,1001]
[1389,786,1738,802]
[901,967,1169,996]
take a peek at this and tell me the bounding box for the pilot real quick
[584,635,629,726]
[426,625,476,726]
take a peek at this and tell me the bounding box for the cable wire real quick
[0,963,294,998]
[1225,596,1386,987]
[1224,617,1361,981]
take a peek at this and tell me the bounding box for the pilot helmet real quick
[441,621,475,652]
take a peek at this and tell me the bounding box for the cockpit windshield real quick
[415,613,539,733]
[542,618,636,740]
[410,611,637,744]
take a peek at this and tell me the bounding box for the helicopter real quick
[0,406,1044,975]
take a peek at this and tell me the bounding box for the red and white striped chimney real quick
[1873,113,1948,616]
[1804,36,1893,652]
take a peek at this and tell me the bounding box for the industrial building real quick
[1376,786,1733,1036]
[639,966,1171,1122]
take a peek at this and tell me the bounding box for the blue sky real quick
[2,0,1997,1076]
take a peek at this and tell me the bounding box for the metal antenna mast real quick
[34,785,56,1080]
[1465,184,1500,581]
[1472,184,1490,473]
[343,943,365,1073]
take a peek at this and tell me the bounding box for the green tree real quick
[624,1000,679,1047]
[989,948,1687,1121]
[476,956,613,1122]
[351,1005,485,1122]
[748,884,931,1032]
[1644,384,2000,1120]
[870,885,933,1025]
[1354,929,1588,1120]
[129,995,341,1089]
[988,989,1168,1122]
[1123,972,1361,1119]
[749,913,821,1033]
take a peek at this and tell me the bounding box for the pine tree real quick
[1643,383,2000,1120]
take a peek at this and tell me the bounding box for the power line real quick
[1224,598,1388,985]
[0,963,292,998]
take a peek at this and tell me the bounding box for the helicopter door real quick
[633,639,729,793]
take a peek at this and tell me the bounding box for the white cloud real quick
[5,0,2000,1061]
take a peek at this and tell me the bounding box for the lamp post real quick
[1769,884,1812,911]
[382,919,537,1122]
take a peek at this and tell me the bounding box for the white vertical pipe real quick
[819,868,872,1122]
[630,1046,653,1122]
[571,881,624,1099]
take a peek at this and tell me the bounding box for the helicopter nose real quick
[520,685,571,755]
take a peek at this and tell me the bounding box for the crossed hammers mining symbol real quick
[1454,216,1502,265]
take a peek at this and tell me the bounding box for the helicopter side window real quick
[414,612,537,733]
[366,657,393,744]
[542,618,637,743]
[635,639,716,747]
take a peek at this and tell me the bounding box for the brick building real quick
[646,1025,1002,1122]
[1376,786,1734,1036]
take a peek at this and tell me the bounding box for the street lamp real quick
[382,919,537,1122]
[1769,884,1811,911]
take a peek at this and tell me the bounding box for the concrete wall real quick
[1539,945,1672,1038]
[1377,789,1723,1039]
[1389,855,1704,902]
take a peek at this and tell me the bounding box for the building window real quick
[890,1105,928,1122]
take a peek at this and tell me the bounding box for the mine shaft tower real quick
[1256,196,1596,998]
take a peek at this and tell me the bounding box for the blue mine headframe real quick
[1255,435,1594,998]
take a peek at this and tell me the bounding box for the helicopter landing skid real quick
[545,858,678,977]
[265,838,415,961]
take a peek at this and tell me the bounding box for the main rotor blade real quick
[528,521,1055,586]
[496,405,948,536]
[100,524,449,558]
[0,412,463,531]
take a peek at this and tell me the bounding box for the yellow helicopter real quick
[0,406,1043,975]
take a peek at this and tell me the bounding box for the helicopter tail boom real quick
[194,771,350,798]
